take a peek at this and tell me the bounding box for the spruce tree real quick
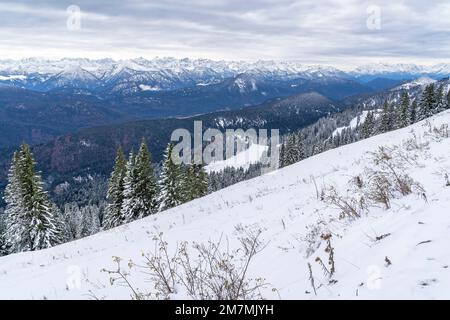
[284,133,304,166]
[399,91,410,128]
[435,85,446,113]
[183,163,208,202]
[379,100,394,133]
[21,145,63,251]
[103,147,127,229]
[361,111,375,138]
[418,84,436,120]
[62,202,83,240]
[121,140,159,221]
[120,151,138,222]
[134,140,159,216]
[312,142,324,155]
[81,205,101,237]
[63,203,100,240]
[283,134,294,166]
[182,164,195,202]
[0,215,7,256]
[447,90,450,110]
[332,132,340,147]
[297,133,306,160]
[158,143,184,211]
[4,145,63,253]
[208,172,219,193]
[410,100,418,124]
[279,143,286,168]
[3,152,24,253]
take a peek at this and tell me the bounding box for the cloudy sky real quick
[0,0,449,68]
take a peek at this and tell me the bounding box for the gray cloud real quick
[0,0,449,67]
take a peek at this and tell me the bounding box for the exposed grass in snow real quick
[1,111,450,299]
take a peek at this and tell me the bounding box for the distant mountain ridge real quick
[1,58,449,95]
[0,57,347,94]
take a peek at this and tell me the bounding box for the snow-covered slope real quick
[205,143,268,173]
[1,111,450,299]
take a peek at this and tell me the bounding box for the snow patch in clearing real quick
[332,110,381,137]
[138,84,161,91]
[0,75,27,81]
[205,143,268,173]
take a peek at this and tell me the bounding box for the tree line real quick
[0,139,208,256]
[101,139,208,229]
[280,83,450,167]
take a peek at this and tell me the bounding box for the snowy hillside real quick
[1,111,450,299]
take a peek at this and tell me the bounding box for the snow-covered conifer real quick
[410,100,418,124]
[3,152,25,253]
[284,133,305,166]
[446,90,450,110]
[121,140,159,222]
[379,100,394,133]
[120,151,138,222]
[434,85,446,113]
[418,84,436,120]
[183,163,208,202]
[103,147,127,229]
[361,111,375,138]
[279,143,286,168]
[81,205,101,237]
[4,145,63,252]
[399,91,410,128]
[158,143,184,211]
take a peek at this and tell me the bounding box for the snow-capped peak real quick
[0,57,449,94]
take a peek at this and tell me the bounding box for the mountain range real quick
[1,58,449,94]
[2,58,448,150]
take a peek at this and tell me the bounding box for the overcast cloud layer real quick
[0,0,449,68]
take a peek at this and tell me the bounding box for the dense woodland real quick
[0,139,208,255]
